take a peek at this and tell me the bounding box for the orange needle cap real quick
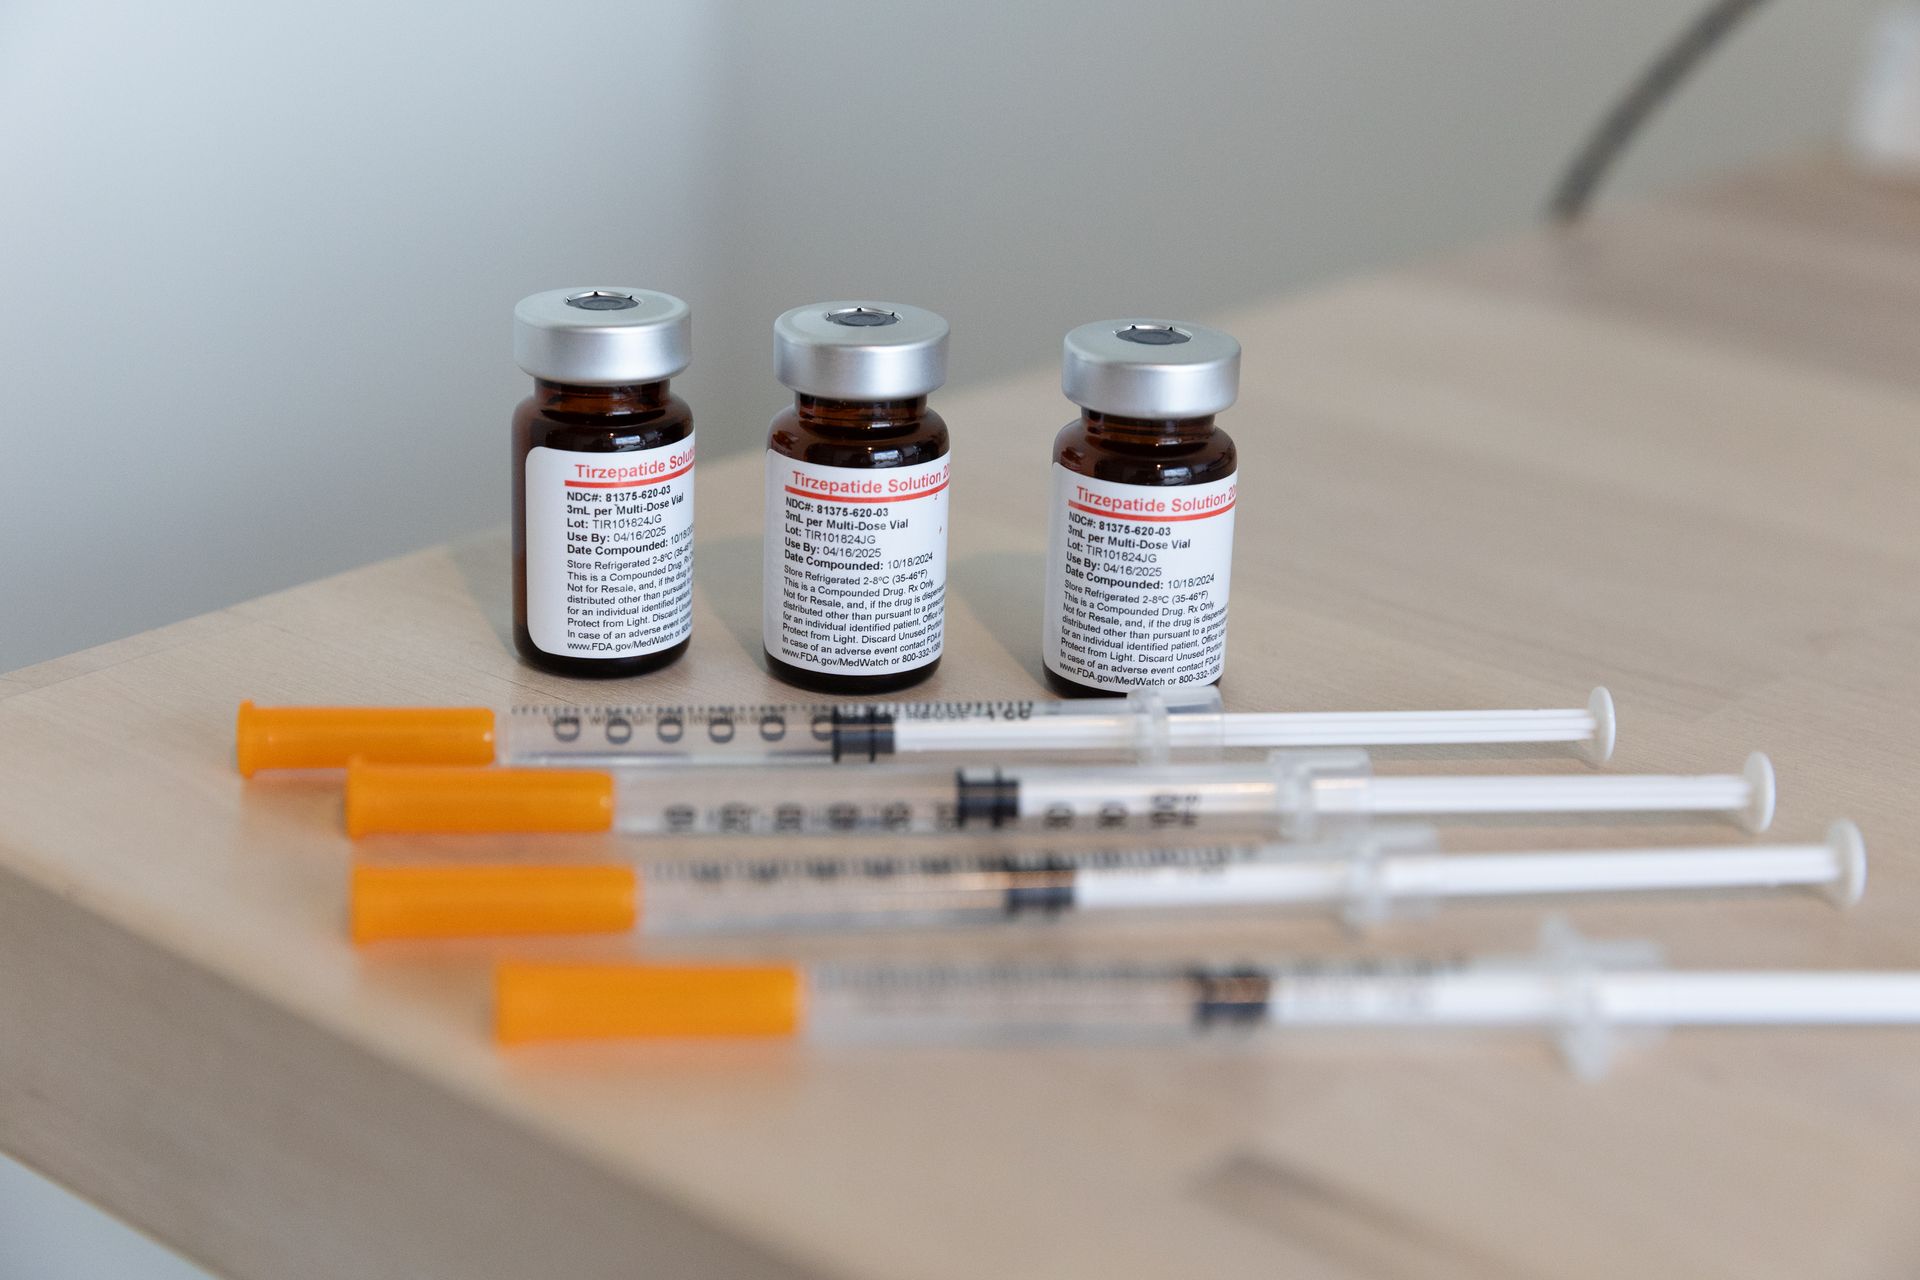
[345,762,614,836]
[352,864,639,942]
[236,701,495,775]
[495,961,803,1043]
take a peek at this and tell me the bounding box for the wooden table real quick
[5,154,1920,1279]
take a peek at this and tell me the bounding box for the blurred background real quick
[0,0,1898,1273]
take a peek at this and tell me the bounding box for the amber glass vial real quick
[1042,320,1242,697]
[512,288,695,678]
[762,302,951,694]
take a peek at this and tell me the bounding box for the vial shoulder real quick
[1053,418,1235,486]
[514,393,693,454]
[767,406,948,468]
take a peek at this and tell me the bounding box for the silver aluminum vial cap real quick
[513,288,692,386]
[774,301,949,400]
[1061,319,1241,418]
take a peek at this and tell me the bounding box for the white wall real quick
[0,1,1885,1274]
[0,0,1883,676]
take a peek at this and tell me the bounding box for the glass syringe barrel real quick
[493,920,1920,1076]
[349,822,1866,942]
[235,686,1616,774]
[343,749,1773,838]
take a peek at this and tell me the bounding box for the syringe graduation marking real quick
[517,702,920,763]
[814,955,1471,1027]
[522,702,840,746]
[648,843,1252,919]
[650,772,1213,834]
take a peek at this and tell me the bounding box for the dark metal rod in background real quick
[1548,0,1773,223]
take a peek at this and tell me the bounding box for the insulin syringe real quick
[235,685,1615,773]
[351,821,1864,942]
[344,749,1774,838]
[493,918,1920,1078]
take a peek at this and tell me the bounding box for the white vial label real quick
[1043,464,1236,690]
[764,452,950,676]
[524,436,695,659]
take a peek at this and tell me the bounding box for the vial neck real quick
[1082,409,1216,448]
[535,379,672,415]
[794,393,927,431]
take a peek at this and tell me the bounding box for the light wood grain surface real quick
[4,153,1920,1280]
